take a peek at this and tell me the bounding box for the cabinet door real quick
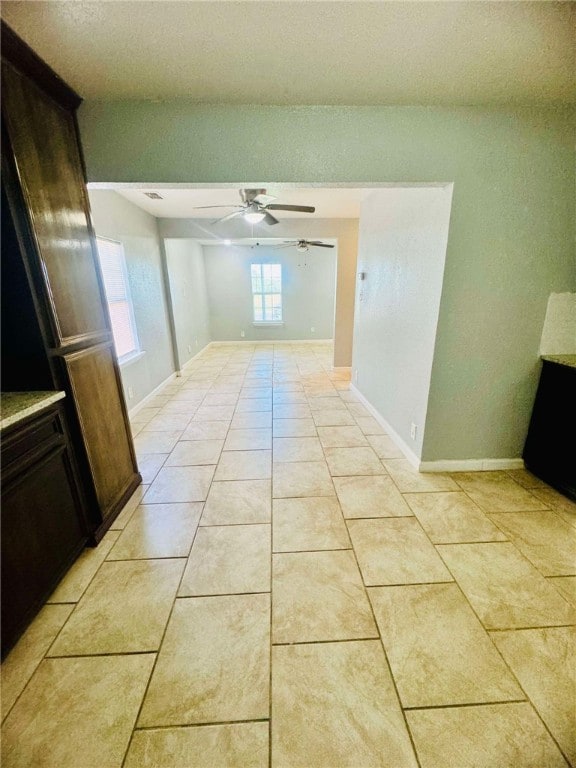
[63,343,137,518]
[1,60,107,346]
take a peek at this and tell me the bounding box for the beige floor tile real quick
[144,465,215,503]
[488,510,576,576]
[531,487,576,528]
[137,453,168,484]
[130,406,161,424]
[242,387,273,398]
[111,484,150,530]
[172,390,209,402]
[179,524,270,596]
[333,475,412,518]
[235,398,272,412]
[312,409,357,427]
[347,403,370,418]
[274,382,304,392]
[180,420,229,440]
[134,430,182,455]
[437,543,575,629]
[125,722,269,768]
[165,439,224,466]
[224,428,272,451]
[273,404,312,420]
[452,471,549,512]
[48,529,121,603]
[506,468,548,488]
[325,446,385,476]
[160,401,201,415]
[273,391,308,404]
[338,390,360,403]
[131,422,144,437]
[49,559,184,655]
[272,417,317,437]
[193,405,235,421]
[354,415,386,435]
[230,411,273,429]
[273,437,324,463]
[272,641,417,768]
[366,434,404,459]
[317,426,368,448]
[202,479,271,525]
[272,550,377,643]
[406,702,567,768]
[493,626,575,766]
[107,503,202,560]
[405,491,507,543]
[1,604,73,720]
[273,461,335,498]
[348,518,452,585]
[273,497,350,552]
[143,413,193,432]
[308,396,348,411]
[369,583,522,707]
[384,459,459,492]
[202,393,239,406]
[215,450,272,481]
[138,594,269,726]
[548,576,576,607]
[1,654,154,768]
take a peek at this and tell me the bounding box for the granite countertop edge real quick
[541,354,576,369]
[1,391,66,431]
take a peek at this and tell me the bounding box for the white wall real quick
[202,243,336,342]
[352,186,453,458]
[88,190,175,407]
[164,239,211,367]
[159,218,358,365]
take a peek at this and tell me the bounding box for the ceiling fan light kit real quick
[192,188,316,226]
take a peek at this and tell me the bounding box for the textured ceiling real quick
[2,1,574,105]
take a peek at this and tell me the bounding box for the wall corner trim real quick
[349,383,420,469]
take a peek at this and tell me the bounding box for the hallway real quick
[2,342,575,767]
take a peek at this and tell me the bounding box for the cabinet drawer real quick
[2,408,65,477]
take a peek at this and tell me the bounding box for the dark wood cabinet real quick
[1,22,141,541]
[523,358,576,501]
[1,402,88,658]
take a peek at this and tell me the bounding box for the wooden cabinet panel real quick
[1,60,107,345]
[1,408,87,658]
[63,343,137,518]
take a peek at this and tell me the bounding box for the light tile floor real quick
[2,342,575,768]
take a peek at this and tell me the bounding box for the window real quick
[96,237,140,361]
[251,263,282,323]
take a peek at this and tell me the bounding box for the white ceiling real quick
[116,187,371,218]
[2,1,574,106]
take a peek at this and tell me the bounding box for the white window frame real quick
[251,262,284,325]
[95,237,141,364]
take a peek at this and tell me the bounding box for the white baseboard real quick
[180,342,212,371]
[128,371,178,417]
[208,339,333,346]
[350,384,421,469]
[349,384,524,474]
[419,458,524,472]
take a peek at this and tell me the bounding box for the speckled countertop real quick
[1,391,66,431]
[541,354,576,369]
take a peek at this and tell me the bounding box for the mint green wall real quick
[80,104,575,459]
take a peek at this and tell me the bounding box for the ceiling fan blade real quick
[254,194,277,205]
[213,210,246,224]
[192,205,242,209]
[264,211,279,225]
[308,241,335,248]
[266,204,316,213]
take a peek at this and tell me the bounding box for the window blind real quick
[96,237,139,359]
[251,263,282,322]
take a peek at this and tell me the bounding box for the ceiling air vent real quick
[144,192,163,200]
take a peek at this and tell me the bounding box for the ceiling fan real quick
[274,239,335,252]
[193,189,316,226]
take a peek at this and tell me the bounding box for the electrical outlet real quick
[188,344,192,353]
[240,330,245,338]
[195,338,198,347]
[311,326,315,333]
[128,386,134,400]
[410,423,417,440]
[354,369,358,383]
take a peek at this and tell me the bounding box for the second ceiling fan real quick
[194,188,316,225]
